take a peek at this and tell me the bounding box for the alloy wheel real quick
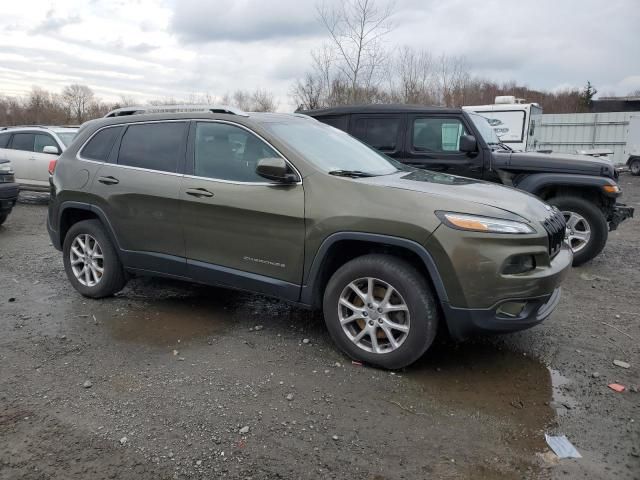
[70,233,104,287]
[562,211,591,253]
[338,277,410,354]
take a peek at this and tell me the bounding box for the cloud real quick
[170,0,324,42]
[31,8,81,34]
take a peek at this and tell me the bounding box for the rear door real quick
[90,121,188,275]
[401,114,484,178]
[180,120,305,299]
[350,115,404,159]
[6,132,35,185]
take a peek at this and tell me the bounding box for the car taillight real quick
[48,159,57,175]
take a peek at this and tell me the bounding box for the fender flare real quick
[57,201,122,253]
[300,232,449,308]
[513,173,616,196]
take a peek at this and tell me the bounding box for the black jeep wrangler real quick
[304,104,634,265]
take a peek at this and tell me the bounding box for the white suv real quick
[0,126,78,190]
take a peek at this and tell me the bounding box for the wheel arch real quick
[300,232,449,310]
[58,202,122,259]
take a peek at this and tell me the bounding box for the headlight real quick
[436,211,535,234]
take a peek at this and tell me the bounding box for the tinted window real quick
[194,122,279,182]
[0,133,9,148]
[35,134,59,154]
[354,117,400,151]
[11,133,35,152]
[118,122,186,173]
[412,118,468,153]
[81,126,123,161]
[320,115,348,132]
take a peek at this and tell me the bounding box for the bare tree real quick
[61,84,95,123]
[317,0,395,102]
[250,89,277,112]
[292,72,324,110]
[393,47,435,105]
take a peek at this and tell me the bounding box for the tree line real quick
[0,86,277,127]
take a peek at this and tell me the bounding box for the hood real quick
[358,169,554,222]
[495,150,615,178]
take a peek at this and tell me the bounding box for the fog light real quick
[502,255,536,275]
[497,301,527,318]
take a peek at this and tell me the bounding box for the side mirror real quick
[459,135,477,153]
[42,145,60,155]
[256,157,298,183]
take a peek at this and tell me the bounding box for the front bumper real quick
[609,203,634,230]
[444,287,562,340]
[0,183,19,213]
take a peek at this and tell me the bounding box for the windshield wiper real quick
[328,170,376,178]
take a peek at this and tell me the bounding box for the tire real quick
[62,219,126,298]
[630,158,640,176]
[0,213,7,225]
[548,196,608,266]
[322,254,439,369]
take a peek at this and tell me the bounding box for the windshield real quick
[55,131,78,147]
[468,113,500,145]
[263,120,399,176]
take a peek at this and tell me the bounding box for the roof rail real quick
[103,104,249,118]
[0,124,51,130]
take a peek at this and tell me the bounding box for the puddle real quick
[406,341,555,460]
[549,368,579,416]
[106,291,239,346]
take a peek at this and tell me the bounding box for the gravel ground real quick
[1,175,638,480]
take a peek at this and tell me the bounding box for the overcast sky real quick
[1,0,638,111]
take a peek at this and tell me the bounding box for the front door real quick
[401,115,484,178]
[181,121,305,300]
[90,121,189,275]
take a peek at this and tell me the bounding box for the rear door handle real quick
[185,187,214,198]
[98,176,119,185]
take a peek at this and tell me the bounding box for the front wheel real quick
[0,213,7,225]
[322,254,439,369]
[630,158,640,176]
[548,196,608,266]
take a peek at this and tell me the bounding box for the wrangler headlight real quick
[436,211,535,234]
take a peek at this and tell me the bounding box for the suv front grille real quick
[542,209,566,258]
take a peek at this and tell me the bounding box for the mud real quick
[1,174,639,479]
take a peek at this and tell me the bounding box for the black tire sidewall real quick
[630,159,640,176]
[322,254,438,369]
[0,213,7,225]
[548,196,608,266]
[62,219,125,298]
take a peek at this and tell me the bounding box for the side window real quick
[10,133,35,152]
[0,133,10,148]
[320,116,348,132]
[80,126,123,161]
[34,134,59,154]
[354,117,400,151]
[412,118,468,153]
[118,122,186,173]
[194,122,280,182]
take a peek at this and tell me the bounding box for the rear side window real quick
[320,115,348,132]
[10,133,35,151]
[118,122,186,173]
[0,133,10,148]
[35,134,59,153]
[81,126,123,161]
[353,117,400,151]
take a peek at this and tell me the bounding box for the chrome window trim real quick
[192,119,302,186]
[75,118,303,185]
[103,163,185,178]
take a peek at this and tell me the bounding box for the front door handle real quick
[98,176,119,185]
[185,187,214,198]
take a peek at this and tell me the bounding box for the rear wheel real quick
[322,254,439,369]
[63,219,127,298]
[548,196,608,266]
[630,158,640,176]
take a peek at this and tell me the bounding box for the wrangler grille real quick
[542,209,566,258]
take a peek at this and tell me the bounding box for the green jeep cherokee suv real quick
[48,107,572,368]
